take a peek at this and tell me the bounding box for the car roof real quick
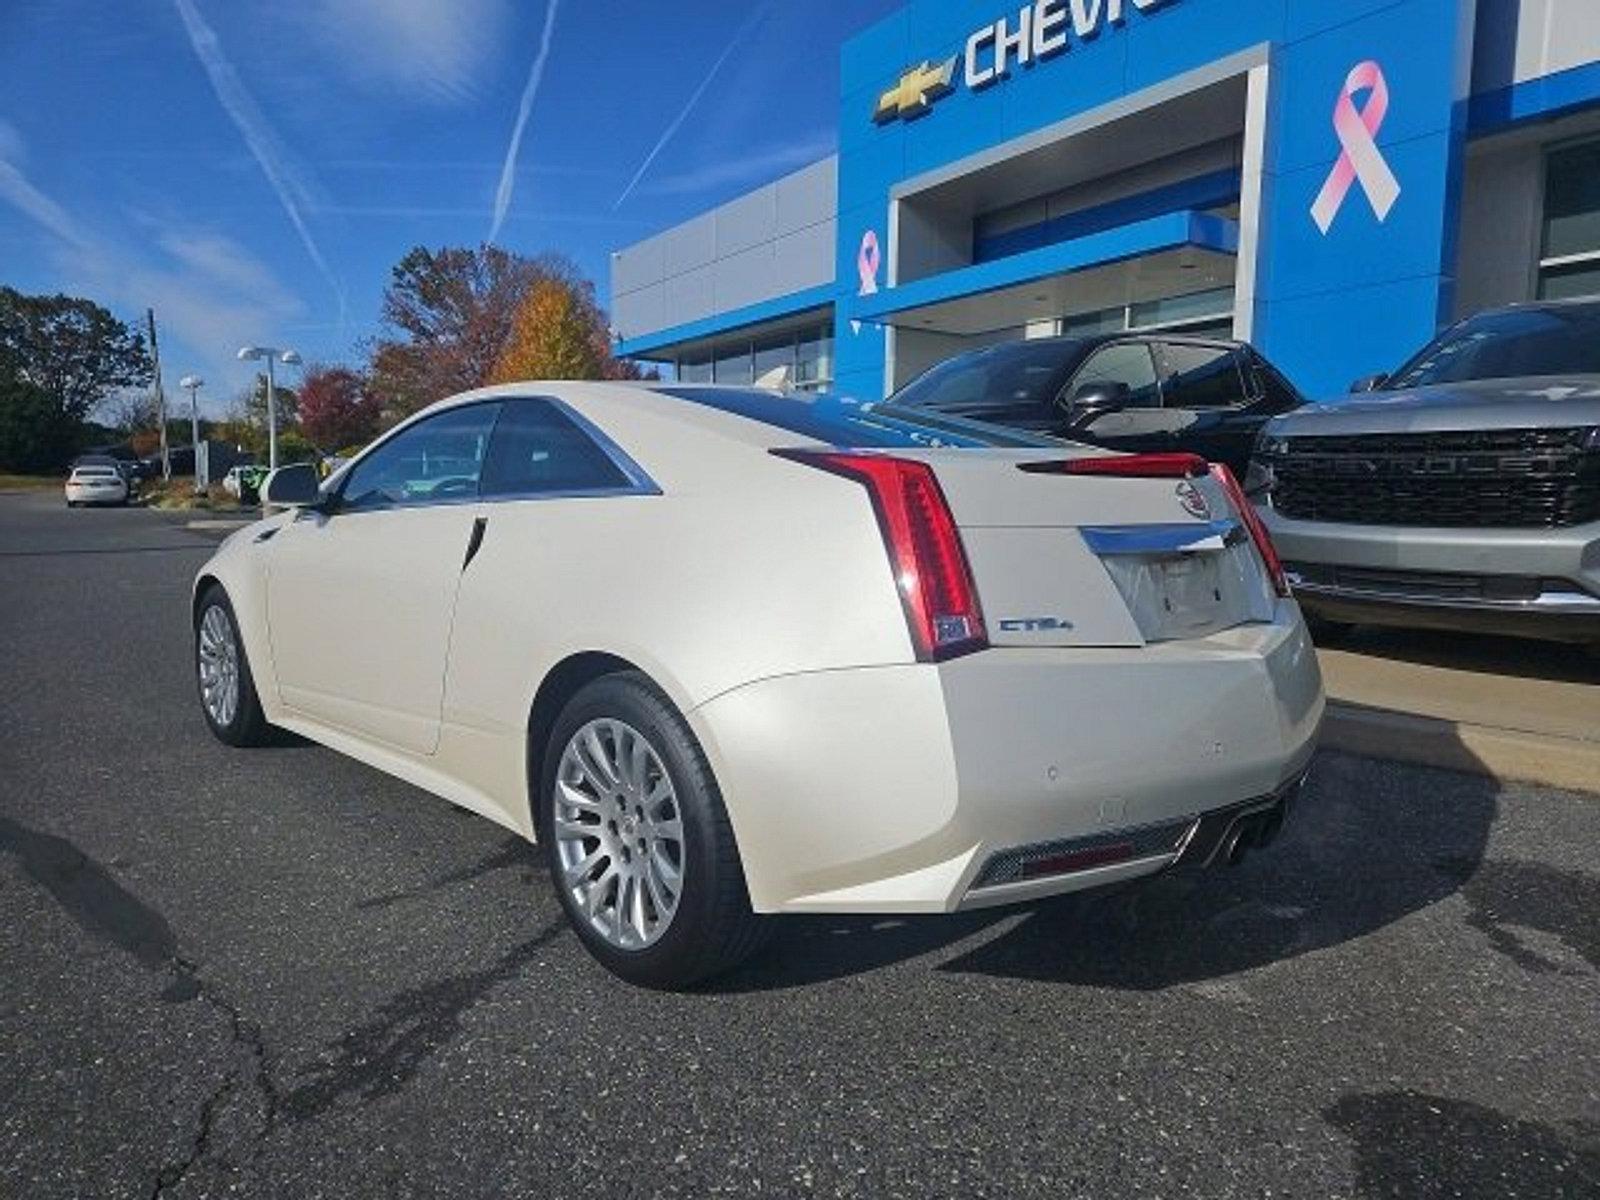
[1480,297,1600,318]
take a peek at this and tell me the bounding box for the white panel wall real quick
[1454,139,1543,317]
[610,157,838,343]
[1473,0,1600,93]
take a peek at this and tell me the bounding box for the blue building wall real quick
[830,0,1479,400]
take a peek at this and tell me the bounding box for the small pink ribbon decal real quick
[857,228,881,296]
[1310,60,1401,235]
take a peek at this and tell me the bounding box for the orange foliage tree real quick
[490,277,609,383]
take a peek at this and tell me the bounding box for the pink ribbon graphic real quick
[1310,61,1401,235]
[857,229,881,296]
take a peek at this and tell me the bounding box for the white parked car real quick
[65,463,130,506]
[192,383,1323,987]
[221,465,250,499]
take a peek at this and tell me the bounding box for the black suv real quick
[882,334,1304,477]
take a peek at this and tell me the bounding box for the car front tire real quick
[194,585,271,747]
[539,672,768,989]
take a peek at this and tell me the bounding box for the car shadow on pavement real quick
[1332,625,1600,686]
[712,752,1499,993]
[1324,1089,1600,1199]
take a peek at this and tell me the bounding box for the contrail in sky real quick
[0,157,92,251]
[489,0,562,244]
[172,0,344,316]
[612,3,771,211]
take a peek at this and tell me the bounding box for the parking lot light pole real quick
[178,375,203,492]
[236,346,301,471]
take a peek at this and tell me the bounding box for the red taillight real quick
[1210,462,1290,598]
[774,451,988,661]
[1018,452,1208,479]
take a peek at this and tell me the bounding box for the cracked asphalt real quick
[1,491,1597,1199]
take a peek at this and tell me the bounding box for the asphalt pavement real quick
[1,491,1597,1199]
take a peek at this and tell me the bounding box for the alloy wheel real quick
[197,605,240,729]
[553,718,685,950]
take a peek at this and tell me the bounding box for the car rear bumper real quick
[1259,507,1600,639]
[689,601,1324,914]
[64,484,128,504]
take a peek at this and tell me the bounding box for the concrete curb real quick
[1323,701,1600,794]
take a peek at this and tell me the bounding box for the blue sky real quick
[0,0,899,416]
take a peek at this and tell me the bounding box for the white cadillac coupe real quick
[194,382,1323,986]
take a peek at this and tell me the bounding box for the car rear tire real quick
[539,672,768,989]
[194,585,272,747]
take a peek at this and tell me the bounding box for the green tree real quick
[0,375,79,473]
[276,429,318,465]
[241,372,299,430]
[0,288,151,422]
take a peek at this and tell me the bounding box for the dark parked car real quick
[881,333,1305,477]
[1254,299,1600,644]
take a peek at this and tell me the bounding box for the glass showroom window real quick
[714,343,753,386]
[753,333,794,385]
[1539,138,1600,300]
[678,353,713,384]
[1059,286,1235,339]
[794,326,834,392]
[674,323,834,391]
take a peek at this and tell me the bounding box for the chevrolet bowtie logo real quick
[874,57,957,123]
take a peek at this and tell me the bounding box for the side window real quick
[1160,343,1249,409]
[1065,342,1162,409]
[339,403,500,511]
[480,399,634,497]
[1250,355,1303,410]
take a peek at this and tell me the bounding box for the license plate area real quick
[1082,522,1274,643]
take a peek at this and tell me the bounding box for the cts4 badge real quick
[1176,480,1211,520]
[999,616,1074,633]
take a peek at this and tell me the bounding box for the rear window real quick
[657,387,1053,450]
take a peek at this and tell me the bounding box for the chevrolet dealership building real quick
[610,0,1600,401]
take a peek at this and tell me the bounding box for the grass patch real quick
[0,472,61,492]
[142,478,249,512]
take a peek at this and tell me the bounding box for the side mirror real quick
[1064,382,1130,428]
[261,462,323,507]
[1349,373,1388,393]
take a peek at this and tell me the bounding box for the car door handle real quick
[462,516,488,570]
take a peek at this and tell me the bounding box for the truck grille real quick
[1263,427,1600,528]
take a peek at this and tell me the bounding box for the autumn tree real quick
[368,245,569,417]
[296,365,382,451]
[366,245,650,417]
[490,277,610,383]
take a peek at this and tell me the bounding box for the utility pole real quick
[147,308,170,482]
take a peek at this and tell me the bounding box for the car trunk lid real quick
[904,448,1281,648]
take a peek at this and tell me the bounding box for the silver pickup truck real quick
[1252,300,1600,646]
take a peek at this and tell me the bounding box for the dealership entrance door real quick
[851,65,1262,392]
